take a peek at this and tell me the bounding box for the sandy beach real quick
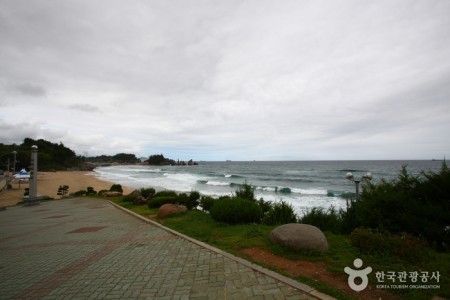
[0,171,134,207]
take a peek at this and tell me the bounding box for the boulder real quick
[158,204,187,218]
[133,196,147,205]
[129,190,141,197]
[269,223,329,253]
[102,191,123,197]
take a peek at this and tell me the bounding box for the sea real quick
[93,160,443,216]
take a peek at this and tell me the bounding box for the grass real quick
[107,197,449,300]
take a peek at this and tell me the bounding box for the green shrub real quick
[351,164,450,250]
[257,198,273,214]
[155,190,178,198]
[188,191,201,209]
[210,197,263,224]
[176,193,189,206]
[350,227,428,262]
[200,196,216,211]
[57,185,69,197]
[147,196,178,208]
[300,206,342,234]
[73,190,87,196]
[110,184,123,193]
[234,183,255,201]
[86,186,97,195]
[140,187,155,198]
[122,194,136,202]
[350,227,389,255]
[263,201,297,225]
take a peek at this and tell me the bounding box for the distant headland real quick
[0,138,198,172]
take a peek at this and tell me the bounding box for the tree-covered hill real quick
[1,138,140,171]
[85,153,140,164]
[1,138,78,171]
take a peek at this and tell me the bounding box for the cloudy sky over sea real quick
[1,0,449,160]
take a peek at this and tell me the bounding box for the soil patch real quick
[241,247,400,300]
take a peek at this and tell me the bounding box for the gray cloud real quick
[13,83,47,97]
[68,103,100,113]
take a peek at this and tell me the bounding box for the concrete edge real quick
[108,200,336,300]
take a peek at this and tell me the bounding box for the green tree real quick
[147,154,175,165]
[348,163,450,250]
[235,183,255,201]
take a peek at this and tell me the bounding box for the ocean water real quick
[93,160,443,216]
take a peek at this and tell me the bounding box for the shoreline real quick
[0,171,134,206]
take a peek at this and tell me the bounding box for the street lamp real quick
[345,172,372,201]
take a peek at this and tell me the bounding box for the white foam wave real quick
[290,188,328,195]
[255,186,276,192]
[93,165,345,216]
[206,181,230,186]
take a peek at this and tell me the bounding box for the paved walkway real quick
[0,198,331,300]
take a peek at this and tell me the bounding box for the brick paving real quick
[0,198,331,299]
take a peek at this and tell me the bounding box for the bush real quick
[200,196,216,211]
[300,206,342,234]
[140,187,155,198]
[188,191,201,209]
[72,190,87,197]
[263,201,297,225]
[350,227,428,262]
[210,197,263,224]
[235,183,255,201]
[176,193,189,207]
[110,184,123,193]
[350,227,389,255]
[257,198,273,214]
[57,185,69,197]
[147,196,178,208]
[146,190,200,210]
[174,191,202,210]
[351,164,450,250]
[86,186,97,195]
[123,194,136,202]
[155,190,178,198]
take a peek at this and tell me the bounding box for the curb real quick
[108,201,336,300]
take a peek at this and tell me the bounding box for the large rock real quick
[158,204,187,218]
[133,196,147,205]
[102,191,123,197]
[269,223,329,253]
[129,190,141,197]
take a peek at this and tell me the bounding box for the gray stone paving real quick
[0,198,328,299]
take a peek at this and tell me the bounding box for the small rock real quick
[102,191,123,197]
[129,190,141,197]
[133,196,147,205]
[269,223,329,253]
[158,204,187,218]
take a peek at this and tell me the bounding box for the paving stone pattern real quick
[0,198,320,299]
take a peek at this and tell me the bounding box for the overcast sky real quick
[1,0,449,161]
